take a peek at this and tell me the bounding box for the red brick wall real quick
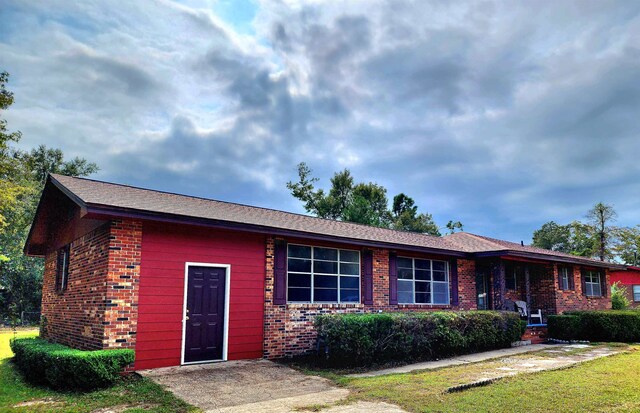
[102,220,142,349]
[262,237,475,358]
[555,265,611,313]
[40,220,142,352]
[41,223,111,349]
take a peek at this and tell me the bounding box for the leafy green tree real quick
[566,221,597,257]
[287,163,451,235]
[0,71,99,321]
[611,281,630,310]
[532,221,571,252]
[0,71,26,232]
[612,226,640,266]
[445,220,464,234]
[586,202,617,261]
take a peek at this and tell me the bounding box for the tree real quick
[566,221,597,257]
[611,281,630,310]
[445,220,464,234]
[586,202,617,261]
[532,221,571,252]
[612,226,640,266]
[0,71,99,322]
[0,71,26,231]
[287,163,453,235]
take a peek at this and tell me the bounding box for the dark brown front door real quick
[184,265,227,363]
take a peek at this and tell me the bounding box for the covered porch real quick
[475,258,556,324]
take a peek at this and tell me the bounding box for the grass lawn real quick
[340,345,640,412]
[0,329,199,413]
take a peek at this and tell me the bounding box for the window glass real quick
[288,245,311,258]
[633,285,640,302]
[287,245,360,303]
[584,271,602,297]
[397,257,449,305]
[340,250,359,263]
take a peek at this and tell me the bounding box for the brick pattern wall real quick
[40,219,143,353]
[262,237,476,358]
[529,264,557,317]
[555,265,611,313]
[41,224,111,350]
[102,220,142,349]
[456,259,477,310]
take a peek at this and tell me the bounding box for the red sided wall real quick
[135,221,266,370]
[610,268,640,286]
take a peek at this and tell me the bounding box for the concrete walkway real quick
[139,359,407,413]
[348,344,551,377]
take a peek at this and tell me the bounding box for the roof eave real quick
[83,204,468,258]
[473,249,625,269]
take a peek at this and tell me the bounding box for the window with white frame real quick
[397,257,449,305]
[559,266,572,290]
[633,285,640,302]
[583,270,602,297]
[287,244,360,303]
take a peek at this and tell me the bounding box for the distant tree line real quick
[532,202,639,265]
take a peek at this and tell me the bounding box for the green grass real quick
[343,346,640,412]
[0,329,199,413]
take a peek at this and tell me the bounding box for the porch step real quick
[522,326,548,344]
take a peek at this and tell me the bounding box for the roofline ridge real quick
[50,173,449,241]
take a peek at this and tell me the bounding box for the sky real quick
[1,0,640,243]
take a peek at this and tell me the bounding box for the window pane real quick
[592,283,602,297]
[288,258,311,273]
[585,283,594,296]
[633,286,640,301]
[288,287,311,302]
[314,275,338,288]
[288,273,311,288]
[340,250,359,263]
[415,269,431,281]
[340,289,359,302]
[415,292,431,304]
[340,263,359,275]
[315,288,338,302]
[398,280,413,304]
[288,245,311,258]
[415,281,431,293]
[433,282,449,304]
[397,257,413,268]
[415,259,430,270]
[433,270,447,282]
[432,261,446,271]
[314,260,338,274]
[340,276,359,289]
[315,247,338,261]
[398,268,413,280]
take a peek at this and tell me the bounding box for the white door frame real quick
[181,262,231,365]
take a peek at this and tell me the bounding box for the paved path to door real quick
[138,360,406,413]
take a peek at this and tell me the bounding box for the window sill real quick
[398,304,452,309]
[286,303,364,309]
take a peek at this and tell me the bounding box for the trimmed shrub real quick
[548,310,640,342]
[10,337,134,390]
[315,311,524,366]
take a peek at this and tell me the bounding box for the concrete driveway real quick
[138,360,406,413]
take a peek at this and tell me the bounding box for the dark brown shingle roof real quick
[43,174,623,268]
[50,174,463,253]
[444,232,618,267]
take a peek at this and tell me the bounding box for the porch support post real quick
[492,260,506,310]
[525,266,531,324]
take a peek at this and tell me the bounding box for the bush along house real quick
[24,174,624,370]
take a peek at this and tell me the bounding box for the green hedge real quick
[10,337,135,390]
[548,310,640,342]
[315,311,525,366]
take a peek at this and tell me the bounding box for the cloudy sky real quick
[2,0,639,242]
